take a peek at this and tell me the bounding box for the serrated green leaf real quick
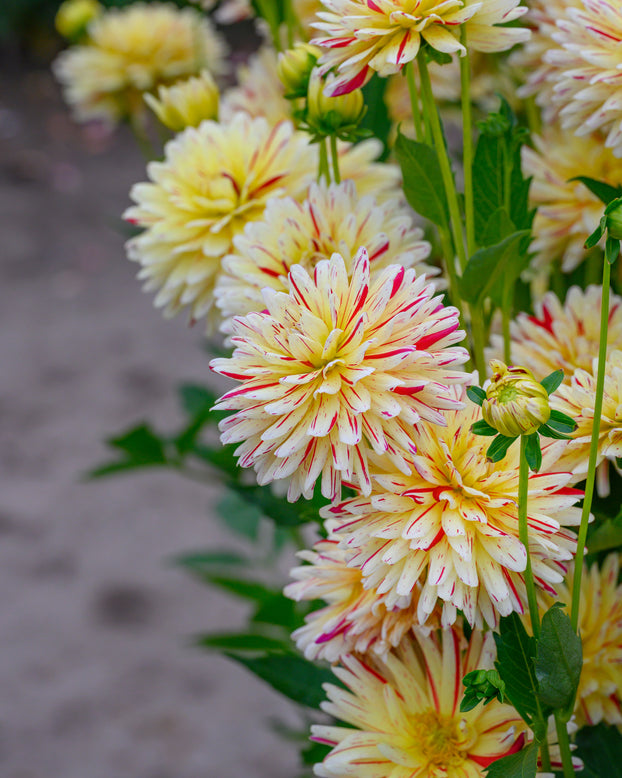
[575,723,622,778]
[494,613,541,725]
[485,742,538,778]
[487,434,517,463]
[195,632,292,653]
[225,653,335,709]
[571,177,622,205]
[524,433,542,473]
[535,604,582,711]
[459,230,530,307]
[471,419,498,436]
[540,370,564,396]
[467,385,486,406]
[395,132,449,228]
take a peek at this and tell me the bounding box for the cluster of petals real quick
[215,179,434,328]
[312,0,530,96]
[53,2,226,125]
[522,129,622,275]
[211,249,468,502]
[312,628,526,777]
[285,536,435,661]
[535,554,622,728]
[323,384,582,628]
[124,113,316,326]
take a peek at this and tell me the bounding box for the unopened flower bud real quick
[55,0,101,39]
[306,68,366,137]
[482,360,550,438]
[606,197,622,241]
[144,71,219,131]
[277,43,319,99]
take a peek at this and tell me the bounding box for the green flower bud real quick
[306,67,366,138]
[55,0,102,40]
[482,360,551,438]
[277,43,319,99]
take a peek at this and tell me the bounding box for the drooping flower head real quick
[215,179,434,328]
[522,129,622,275]
[211,249,468,501]
[53,2,227,125]
[324,384,582,628]
[312,0,530,96]
[285,536,437,661]
[124,114,317,326]
[312,628,526,777]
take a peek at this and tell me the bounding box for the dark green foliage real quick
[395,132,449,228]
[535,604,582,713]
[485,742,538,778]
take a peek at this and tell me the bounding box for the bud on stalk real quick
[482,360,551,438]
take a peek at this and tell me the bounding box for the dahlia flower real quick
[324,384,582,628]
[535,554,622,728]
[211,249,468,501]
[215,179,434,327]
[124,114,316,325]
[312,0,530,96]
[489,285,622,381]
[285,536,434,661]
[144,70,219,131]
[522,129,622,274]
[312,628,526,777]
[53,2,226,125]
[546,0,622,157]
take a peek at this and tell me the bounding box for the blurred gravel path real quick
[0,65,299,778]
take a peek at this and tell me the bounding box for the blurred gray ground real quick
[0,65,300,778]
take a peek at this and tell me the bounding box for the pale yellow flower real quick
[482,360,551,438]
[144,70,219,131]
[215,179,434,328]
[312,628,527,778]
[53,2,226,125]
[522,129,622,274]
[324,384,582,628]
[293,0,324,37]
[124,114,316,326]
[285,537,433,661]
[312,0,530,96]
[211,249,468,501]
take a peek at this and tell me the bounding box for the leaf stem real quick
[406,61,423,143]
[570,257,611,632]
[330,134,341,184]
[460,29,475,256]
[519,434,540,639]
[318,137,330,182]
[554,712,577,778]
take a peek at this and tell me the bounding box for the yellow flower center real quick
[411,711,467,770]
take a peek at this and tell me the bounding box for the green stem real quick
[554,712,577,778]
[539,736,552,774]
[502,283,512,363]
[585,248,602,287]
[406,61,423,143]
[330,134,341,184]
[460,29,475,256]
[318,137,330,182]
[418,51,468,273]
[571,257,611,632]
[439,226,460,307]
[525,95,542,137]
[471,314,487,382]
[519,435,540,638]
[129,114,156,161]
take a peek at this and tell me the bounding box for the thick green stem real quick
[460,30,475,256]
[318,137,330,182]
[330,134,341,184]
[571,257,611,632]
[405,61,423,143]
[539,736,552,774]
[502,283,512,363]
[519,435,540,638]
[470,316,487,382]
[417,51,467,273]
[554,712,577,778]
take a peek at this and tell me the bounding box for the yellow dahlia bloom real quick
[522,129,622,274]
[215,179,434,327]
[546,0,622,157]
[211,249,468,501]
[124,114,316,325]
[312,628,526,777]
[324,384,582,628]
[293,0,324,37]
[144,70,219,131]
[489,285,622,381]
[285,536,433,661]
[312,0,530,96]
[534,554,622,728]
[53,2,226,125]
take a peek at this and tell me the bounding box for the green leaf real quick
[87,423,168,477]
[571,177,622,205]
[395,132,449,228]
[360,75,392,159]
[575,724,622,778]
[302,740,332,767]
[171,550,248,571]
[540,370,564,396]
[459,230,530,307]
[524,433,542,473]
[471,419,498,436]
[494,613,541,726]
[481,207,517,247]
[548,409,576,432]
[539,423,572,440]
[225,653,334,709]
[606,236,620,265]
[217,490,263,540]
[197,574,280,604]
[535,604,582,712]
[195,632,292,653]
[585,216,607,249]
[252,593,302,630]
[485,742,538,778]
[587,513,622,554]
[467,385,487,406]
[178,383,218,417]
[486,434,517,463]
